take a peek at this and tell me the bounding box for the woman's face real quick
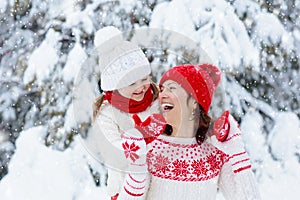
[159,80,192,129]
[118,76,151,101]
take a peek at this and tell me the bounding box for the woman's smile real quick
[161,103,174,112]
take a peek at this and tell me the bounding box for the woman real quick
[144,64,261,199]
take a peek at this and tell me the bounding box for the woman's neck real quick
[172,119,196,138]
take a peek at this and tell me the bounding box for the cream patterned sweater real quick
[146,135,260,200]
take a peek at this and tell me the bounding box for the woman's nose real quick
[159,88,169,98]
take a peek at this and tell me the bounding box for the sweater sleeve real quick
[88,113,129,197]
[117,128,150,200]
[218,160,261,200]
[212,114,261,199]
[90,107,158,199]
[92,113,129,167]
[92,114,150,199]
[118,172,150,200]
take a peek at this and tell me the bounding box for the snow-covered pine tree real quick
[0,1,299,198]
[0,0,163,182]
[230,0,300,118]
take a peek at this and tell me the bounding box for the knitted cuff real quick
[219,162,261,200]
[225,115,252,173]
[118,173,149,200]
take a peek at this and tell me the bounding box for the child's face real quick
[117,76,151,101]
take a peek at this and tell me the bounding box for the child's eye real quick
[141,77,149,82]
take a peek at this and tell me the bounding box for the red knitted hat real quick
[159,64,222,113]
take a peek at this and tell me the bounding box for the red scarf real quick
[104,86,153,113]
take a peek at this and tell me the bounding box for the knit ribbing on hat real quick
[94,26,151,91]
[100,47,151,91]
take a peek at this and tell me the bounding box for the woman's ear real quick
[187,95,197,109]
[190,96,197,105]
[193,101,198,109]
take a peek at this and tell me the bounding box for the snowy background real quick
[0,0,299,199]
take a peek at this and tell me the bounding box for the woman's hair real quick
[92,82,159,121]
[195,105,211,144]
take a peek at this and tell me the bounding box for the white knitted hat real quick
[94,26,151,91]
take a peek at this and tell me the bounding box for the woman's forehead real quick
[162,80,179,86]
[162,80,188,95]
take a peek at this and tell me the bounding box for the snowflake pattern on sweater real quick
[144,135,260,200]
[147,136,229,182]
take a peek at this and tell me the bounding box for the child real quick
[86,26,165,200]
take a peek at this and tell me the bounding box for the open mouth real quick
[161,103,174,112]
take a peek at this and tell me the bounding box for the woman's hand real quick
[212,110,230,142]
[211,112,252,174]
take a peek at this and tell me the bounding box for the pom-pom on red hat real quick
[159,64,222,113]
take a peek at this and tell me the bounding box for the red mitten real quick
[132,114,166,144]
[212,112,252,174]
[213,110,230,142]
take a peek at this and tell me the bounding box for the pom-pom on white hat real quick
[94,26,151,91]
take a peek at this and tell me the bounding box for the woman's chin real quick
[163,114,175,126]
[162,111,169,119]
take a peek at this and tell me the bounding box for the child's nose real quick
[135,83,147,91]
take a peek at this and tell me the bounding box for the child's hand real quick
[132,114,166,144]
[120,114,166,170]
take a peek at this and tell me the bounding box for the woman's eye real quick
[169,86,176,90]
[159,85,164,92]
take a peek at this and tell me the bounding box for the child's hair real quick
[93,95,105,121]
[93,82,159,121]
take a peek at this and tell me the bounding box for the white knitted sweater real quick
[89,103,260,200]
[145,135,260,200]
[87,99,160,197]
